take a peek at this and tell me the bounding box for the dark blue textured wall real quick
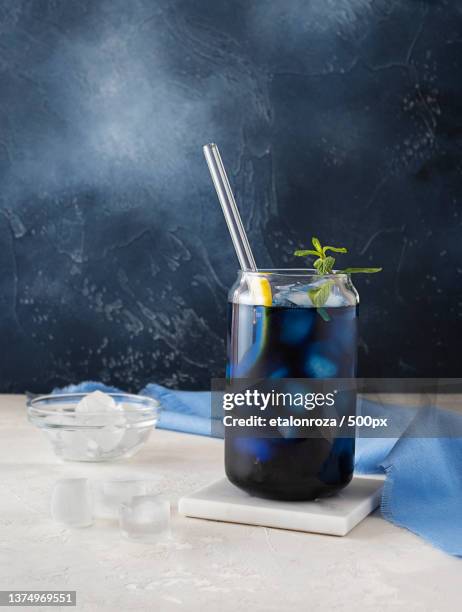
[0,0,461,392]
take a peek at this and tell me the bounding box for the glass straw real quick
[203,143,257,271]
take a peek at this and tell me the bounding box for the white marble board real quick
[179,476,383,536]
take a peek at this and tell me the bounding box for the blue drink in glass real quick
[225,270,359,501]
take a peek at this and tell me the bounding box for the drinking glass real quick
[225,269,359,500]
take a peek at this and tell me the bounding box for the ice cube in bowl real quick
[27,392,159,462]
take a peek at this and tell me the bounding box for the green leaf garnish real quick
[314,256,335,275]
[308,280,334,307]
[294,236,382,314]
[294,249,319,257]
[322,246,347,255]
[316,307,331,322]
[337,267,382,274]
[312,237,323,254]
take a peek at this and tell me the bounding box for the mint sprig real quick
[337,267,383,274]
[308,280,334,307]
[294,236,382,313]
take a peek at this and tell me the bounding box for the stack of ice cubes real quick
[69,391,125,459]
[273,281,350,308]
[47,390,150,461]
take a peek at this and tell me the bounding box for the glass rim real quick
[27,392,159,413]
[238,268,350,278]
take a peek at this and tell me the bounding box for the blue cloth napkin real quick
[350,398,462,558]
[142,383,218,437]
[56,382,462,557]
[354,397,416,475]
[369,405,462,558]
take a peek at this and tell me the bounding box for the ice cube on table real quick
[51,478,93,528]
[119,495,170,541]
[94,480,153,519]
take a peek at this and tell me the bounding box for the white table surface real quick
[0,394,460,612]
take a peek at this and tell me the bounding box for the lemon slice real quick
[249,276,272,306]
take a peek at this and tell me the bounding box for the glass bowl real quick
[27,393,159,462]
